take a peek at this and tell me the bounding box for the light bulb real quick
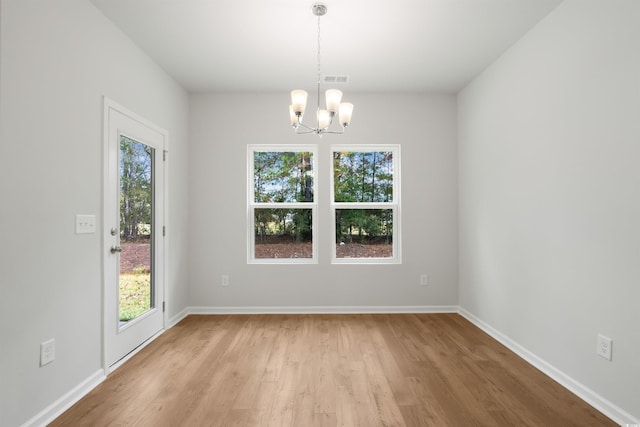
[291,90,308,115]
[318,109,331,129]
[325,89,343,113]
[338,103,354,126]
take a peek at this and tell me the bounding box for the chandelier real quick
[289,3,354,135]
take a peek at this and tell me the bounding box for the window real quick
[331,145,401,263]
[248,145,317,263]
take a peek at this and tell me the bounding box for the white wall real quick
[0,0,190,425]
[188,92,458,309]
[458,0,640,421]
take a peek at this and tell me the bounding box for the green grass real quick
[119,272,151,321]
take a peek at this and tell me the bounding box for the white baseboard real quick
[168,306,190,328]
[458,307,640,426]
[21,369,105,427]
[187,305,459,315]
[107,328,165,374]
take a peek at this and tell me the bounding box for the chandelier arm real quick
[294,122,317,133]
[295,129,316,135]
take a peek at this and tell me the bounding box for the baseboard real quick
[108,328,165,374]
[168,306,190,328]
[21,369,105,427]
[187,305,460,315]
[458,307,640,426]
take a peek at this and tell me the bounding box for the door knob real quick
[110,246,123,254]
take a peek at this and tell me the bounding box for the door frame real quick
[102,97,169,374]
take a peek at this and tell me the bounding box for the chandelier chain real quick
[317,14,321,85]
[316,13,321,113]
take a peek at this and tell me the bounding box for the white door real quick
[103,98,167,369]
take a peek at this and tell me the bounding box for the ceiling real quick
[89,0,562,93]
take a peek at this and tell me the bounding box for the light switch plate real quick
[75,215,96,234]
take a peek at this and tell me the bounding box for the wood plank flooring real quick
[50,314,615,426]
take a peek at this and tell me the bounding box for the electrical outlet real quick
[221,274,229,286]
[597,334,612,361]
[420,274,428,286]
[40,339,55,366]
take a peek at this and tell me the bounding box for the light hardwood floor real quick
[50,314,615,426]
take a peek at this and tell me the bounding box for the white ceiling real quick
[89,0,562,93]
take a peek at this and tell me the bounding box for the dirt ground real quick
[335,243,392,258]
[122,241,393,266]
[121,242,151,273]
[255,242,312,259]
[255,242,392,259]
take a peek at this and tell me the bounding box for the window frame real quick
[330,144,401,264]
[247,144,319,264]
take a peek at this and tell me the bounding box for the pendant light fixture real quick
[289,3,353,135]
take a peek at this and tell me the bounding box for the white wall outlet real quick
[221,274,229,286]
[75,214,96,234]
[597,334,612,361]
[40,339,55,366]
[420,274,428,286]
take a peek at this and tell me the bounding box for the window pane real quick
[335,209,393,258]
[333,151,393,202]
[254,151,314,203]
[255,208,313,259]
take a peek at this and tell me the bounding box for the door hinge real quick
[162,301,165,312]
[163,225,166,236]
[163,150,168,161]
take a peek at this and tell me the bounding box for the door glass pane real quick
[119,136,154,323]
